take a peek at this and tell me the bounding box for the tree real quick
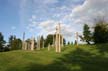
[71,41,73,45]
[44,34,53,47]
[67,41,70,45]
[11,38,22,50]
[44,34,66,47]
[82,24,92,44]
[26,39,31,50]
[9,35,22,50]
[40,36,45,48]
[0,32,5,52]
[74,40,77,45]
[63,38,66,45]
[93,21,108,44]
[9,35,15,48]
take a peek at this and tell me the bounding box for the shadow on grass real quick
[95,43,108,54]
[25,47,108,71]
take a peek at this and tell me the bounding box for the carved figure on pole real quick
[55,23,61,53]
[31,37,35,50]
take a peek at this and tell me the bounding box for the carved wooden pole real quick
[25,42,27,50]
[55,26,58,52]
[31,37,34,50]
[22,32,26,50]
[55,23,61,53]
[58,23,61,53]
[37,36,40,50]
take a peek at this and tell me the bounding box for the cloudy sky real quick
[0,0,108,42]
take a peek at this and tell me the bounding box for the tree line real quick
[0,33,66,52]
[80,19,108,44]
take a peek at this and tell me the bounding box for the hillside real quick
[0,44,108,71]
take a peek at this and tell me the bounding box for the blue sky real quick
[0,0,108,43]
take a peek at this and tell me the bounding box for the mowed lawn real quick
[0,44,108,71]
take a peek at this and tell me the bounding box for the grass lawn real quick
[0,44,108,71]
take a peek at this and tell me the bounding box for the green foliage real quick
[0,44,108,71]
[0,32,5,52]
[25,39,33,50]
[63,38,66,45]
[44,34,66,47]
[40,36,45,48]
[9,35,16,48]
[74,40,77,45]
[44,34,53,47]
[93,21,108,44]
[12,39,22,50]
[82,24,92,44]
[9,35,22,50]
[67,41,70,45]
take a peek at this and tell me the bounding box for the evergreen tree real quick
[44,34,53,47]
[0,32,5,52]
[93,21,108,44]
[9,35,22,50]
[40,36,45,48]
[83,24,92,44]
[63,38,66,45]
[67,41,70,45]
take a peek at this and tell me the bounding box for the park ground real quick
[0,44,108,71]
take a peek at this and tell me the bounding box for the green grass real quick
[0,44,108,71]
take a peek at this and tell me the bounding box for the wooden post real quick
[55,23,61,53]
[58,23,61,53]
[24,42,27,50]
[31,37,34,50]
[55,26,58,52]
[48,44,50,51]
[37,36,40,50]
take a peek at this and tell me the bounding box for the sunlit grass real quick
[0,44,108,71]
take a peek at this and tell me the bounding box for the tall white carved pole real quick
[55,23,61,53]
[37,36,40,50]
[55,26,58,52]
[31,37,35,50]
[58,23,61,53]
[37,36,39,50]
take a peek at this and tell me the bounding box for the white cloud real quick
[39,20,76,39]
[71,0,108,26]
[21,0,108,42]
